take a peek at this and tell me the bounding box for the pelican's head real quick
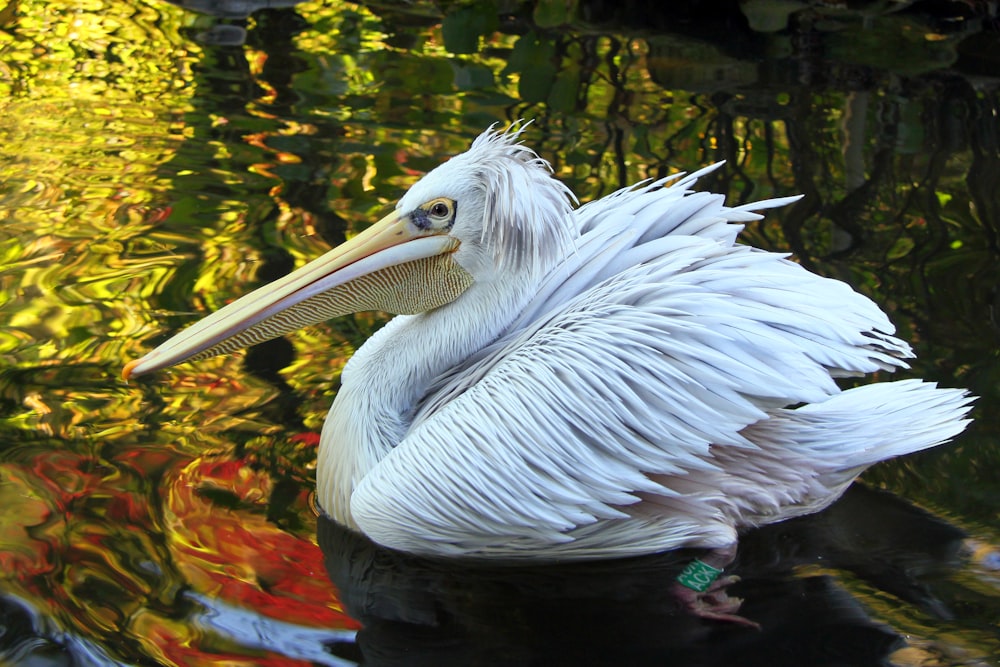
[123,123,576,379]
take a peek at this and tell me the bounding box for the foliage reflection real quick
[0,0,997,664]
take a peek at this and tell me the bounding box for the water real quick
[0,0,998,664]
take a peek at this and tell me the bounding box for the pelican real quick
[125,124,972,580]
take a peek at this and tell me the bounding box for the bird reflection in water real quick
[319,484,967,667]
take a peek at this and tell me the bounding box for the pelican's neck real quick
[316,276,541,527]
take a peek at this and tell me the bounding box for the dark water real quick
[0,0,998,665]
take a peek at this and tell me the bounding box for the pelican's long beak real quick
[123,209,473,380]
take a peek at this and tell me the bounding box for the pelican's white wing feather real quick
[348,179,925,558]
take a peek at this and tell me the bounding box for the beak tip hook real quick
[122,358,142,382]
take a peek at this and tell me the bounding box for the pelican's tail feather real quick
[785,379,974,470]
[726,380,974,527]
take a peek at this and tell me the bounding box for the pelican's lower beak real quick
[123,209,472,379]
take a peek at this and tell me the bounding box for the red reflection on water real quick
[165,456,359,631]
[290,431,321,447]
[0,444,357,663]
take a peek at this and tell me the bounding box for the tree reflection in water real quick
[0,0,997,664]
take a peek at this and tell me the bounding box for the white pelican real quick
[125,124,972,576]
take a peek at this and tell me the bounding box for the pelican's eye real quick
[412,198,457,231]
[430,201,450,218]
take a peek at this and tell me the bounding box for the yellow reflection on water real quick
[0,1,199,395]
[0,0,996,663]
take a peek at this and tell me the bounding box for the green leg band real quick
[676,559,723,592]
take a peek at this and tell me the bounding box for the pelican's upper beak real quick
[123,209,473,380]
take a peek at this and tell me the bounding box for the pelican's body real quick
[126,125,972,562]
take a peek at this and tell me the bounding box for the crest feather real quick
[460,122,577,275]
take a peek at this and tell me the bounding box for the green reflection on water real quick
[0,0,998,664]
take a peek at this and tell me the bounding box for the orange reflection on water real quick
[165,456,358,630]
[0,0,997,663]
